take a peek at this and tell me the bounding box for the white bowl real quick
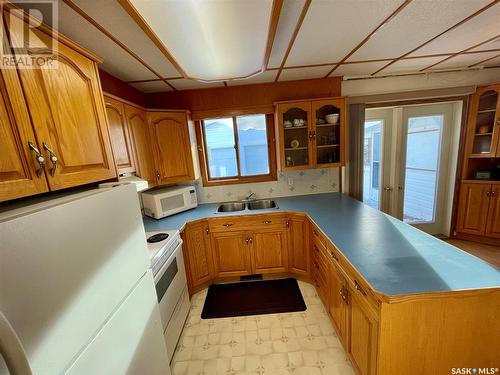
[325,114,339,124]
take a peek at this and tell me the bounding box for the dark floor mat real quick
[201,278,306,319]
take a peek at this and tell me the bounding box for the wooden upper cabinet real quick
[276,97,345,171]
[148,111,195,185]
[466,85,500,158]
[124,104,156,185]
[0,69,49,201]
[252,228,288,274]
[104,95,135,175]
[288,214,309,276]
[456,182,491,236]
[485,186,500,239]
[6,15,116,190]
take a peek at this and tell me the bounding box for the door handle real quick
[42,142,58,176]
[28,141,45,177]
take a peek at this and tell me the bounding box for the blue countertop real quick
[143,193,500,297]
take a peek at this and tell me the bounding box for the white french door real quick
[363,103,456,235]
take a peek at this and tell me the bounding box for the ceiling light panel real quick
[227,70,278,86]
[408,3,500,56]
[267,0,306,69]
[169,79,225,90]
[285,0,405,67]
[130,0,274,81]
[349,0,491,61]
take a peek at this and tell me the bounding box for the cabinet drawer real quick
[209,214,287,232]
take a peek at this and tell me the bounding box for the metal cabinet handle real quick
[245,237,253,245]
[263,220,272,224]
[354,280,367,296]
[313,244,319,252]
[486,191,491,197]
[42,142,58,176]
[223,223,233,227]
[496,118,500,126]
[313,229,318,236]
[249,237,253,244]
[205,227,210,235]
[286,220,290,228]
[339,287,347,302]
[330,250,339,261]
[491,190,496,197]
[28,141,45,177]
[156,170,160,181]
[313,261,319,269]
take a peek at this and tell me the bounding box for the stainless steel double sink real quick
[216,199,278,213]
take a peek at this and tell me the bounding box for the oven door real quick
[154,240,187,331]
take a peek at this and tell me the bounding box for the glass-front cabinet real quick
[276,97,345,171]
[468,86,500,158]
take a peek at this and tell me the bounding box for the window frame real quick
[195,114,277,186]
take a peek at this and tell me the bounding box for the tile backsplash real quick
[192,168,340,203]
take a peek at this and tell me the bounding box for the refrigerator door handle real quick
[0,312,32,375]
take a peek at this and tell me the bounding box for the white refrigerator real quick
[0,185,171,374]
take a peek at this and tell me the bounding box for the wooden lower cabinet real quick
[328,262,348,344]
[212,231,253,277]
[485,186,500,238]
[288,214,309,275]
[456,182,491,235]
[252,228,288,274]
[181,221,214,290]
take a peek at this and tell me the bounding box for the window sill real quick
[202,173,277,187]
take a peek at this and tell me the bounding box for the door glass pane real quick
[282,107,309,167]
[236,114,270,176]
[315,105,340,164]
[363,120,383,209]
[472,90,498,155]
[403,115,443,224]
[203,117,237,178]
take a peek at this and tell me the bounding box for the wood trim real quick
[274,0,312,82]
[191,105,275,121]
[372,0,500,75]
[102,91,145,110]
[325,0,413,77]
[195,114,277,187]
[421,34,500,71]
[263,0,283,70]
[365,95,467,108]
[61,0,177,90]
[116,0,188,78]
[468,52,500,67]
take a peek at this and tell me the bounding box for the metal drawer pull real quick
[354,280,366,295]
[330,251,338,261]
[313,229,318,236]
[313,261,319,269]
[245,237,253,245]
[42,142,58,176]
[28,141,45,177]
[340,287,347,302]
[263,220,272,224]
[223,223,234,227]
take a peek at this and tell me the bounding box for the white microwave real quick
[141,185,198,219]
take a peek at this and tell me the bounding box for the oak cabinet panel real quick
[485,186,500,238]
[456,183,491,235]
[182,221,214,289]
[212,231,252,277]
[7,15,116,190]
[148,111,195,185]
[288,214,309,275]
[252,229,287,274]
[329,262,348,344]
[124,104,156,185]
[104,96,136,174]
[0,69,49,201]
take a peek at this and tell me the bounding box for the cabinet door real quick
[182,221,214,291]
[349,292,378,375]
[104,96,135,174]
[124,104,156,186]
[0,69,49,201]
[148,111,195,185]
[456,183,491,235]
[311,98,345,168]
[276,101,313,170]
[7,16,116,190]
[252,228,287,274]
[485,186,500,239]
[288,214,309,275]
[212,231,252,277]
[329,263,347,344]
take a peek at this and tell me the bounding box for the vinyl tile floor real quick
[171,281,354,375]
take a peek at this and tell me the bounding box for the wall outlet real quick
[288,178,294,186]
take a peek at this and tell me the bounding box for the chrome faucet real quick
[242,192,256,202]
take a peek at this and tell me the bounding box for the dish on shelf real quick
[477,125,491,134]
[284,120,293,128]
[290,139,300,148]
[325,113,339,124]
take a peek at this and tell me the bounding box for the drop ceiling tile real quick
[408,3,500,56]
[279,66,333,81]
[72,0,180,78]
[350,0,491,61]
[57,2,157,81]
[483,56,500,67]
[169,79,225,91]
[267,0,306,69]
[332,61,389,78]
[286,0,404,66]
[380,56,446,74]
[429,51,500,70]
[129,81,172,93]
[227,70,278,86]
[470,38,500,52]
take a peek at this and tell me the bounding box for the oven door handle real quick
[154,239,183,283]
